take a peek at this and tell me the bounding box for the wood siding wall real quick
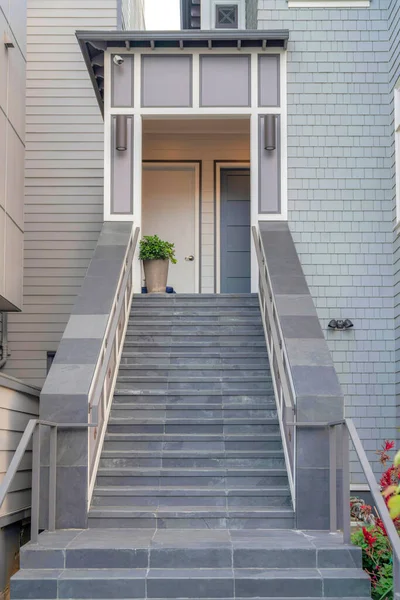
[143,124,250,293]
[0,375,39,525]
[4,0,117,387]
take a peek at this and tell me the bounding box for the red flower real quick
[362,527,377,549]
[380,466,394,488]
[377,441,395,466]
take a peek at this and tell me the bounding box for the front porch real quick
[142,118,250,294]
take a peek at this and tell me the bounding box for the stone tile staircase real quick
[11,294,371,599]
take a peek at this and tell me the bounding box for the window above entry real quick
[288,0,369,7]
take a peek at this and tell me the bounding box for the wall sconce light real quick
[328,319,354,330]
[115,115,127,152]
[264,114,276,151]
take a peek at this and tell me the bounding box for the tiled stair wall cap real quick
[258,221,344,424]
[38,222,134,529]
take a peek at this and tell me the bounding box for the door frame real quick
[215,161,251,294]
[142,161,201,293]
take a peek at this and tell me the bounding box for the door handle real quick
[185,255,195,262]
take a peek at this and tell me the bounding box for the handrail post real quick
[342,422,351,544]
[48,425,57,532]
[329,425,337,533]
[30,423,41,543]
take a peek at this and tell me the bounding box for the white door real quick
[142,165,198,293]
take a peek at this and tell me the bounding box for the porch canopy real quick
[76,29,290,114]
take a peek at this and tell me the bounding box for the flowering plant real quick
[351,440,400,600]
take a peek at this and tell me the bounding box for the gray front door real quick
[220,168,251,293]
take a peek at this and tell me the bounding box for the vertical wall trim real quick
[250,113,258,291]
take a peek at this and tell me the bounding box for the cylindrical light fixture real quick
[115,114,127,152]
[264,114,276,151]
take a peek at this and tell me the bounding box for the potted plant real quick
[139,235,177,293]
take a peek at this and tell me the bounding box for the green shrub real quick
[351,525,393,600]
[139,235,177,264]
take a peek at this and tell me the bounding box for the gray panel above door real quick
[141,55,193,107]
[200,55,251,107]
[220,169,251,293]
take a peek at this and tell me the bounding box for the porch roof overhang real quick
[76,29,290,116]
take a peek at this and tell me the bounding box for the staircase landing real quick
[14,528,370,599]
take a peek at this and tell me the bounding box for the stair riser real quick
[120,357,269,366]
[96,475,289,487]
[106,424,280,434]
[115,382,274,392]
[113,394,276,405]
[117,368,270,378]
[110,409,278,419]
[125,335,266,344]
[99,457,286,469]
[124,344,267,353]
[88,515,295,530]
[91,495,292,508]
[103,440,284,451]
[10,575,370,600]
[127,326,264,335]
[129,317,263,325]
[21,545,361,570]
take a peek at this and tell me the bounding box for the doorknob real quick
[185,255,195,262]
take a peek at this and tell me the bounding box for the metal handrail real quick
[0,419,96,543]
[252,225,296,501]
[87,226,139,502]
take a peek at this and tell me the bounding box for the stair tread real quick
[93,486,290,494]
[98,467,287,474]
[114,390,273,396]
[89,506,295,515]
[12,567,368,578]
[101,450,284,457]
[110,403,276,409]
[105,433,282,439]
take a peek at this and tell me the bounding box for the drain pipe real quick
[0,312,9,369]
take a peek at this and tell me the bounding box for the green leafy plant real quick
[139,235,177,264]
[351,441,400,600]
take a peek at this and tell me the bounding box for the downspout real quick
[0,313,9,369]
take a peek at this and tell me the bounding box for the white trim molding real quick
[395,80,400,226]
[288,0,369,6]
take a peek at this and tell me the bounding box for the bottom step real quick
[11,568,371,599]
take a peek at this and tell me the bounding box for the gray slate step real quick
[91,487,292,508]
[103,433,284,451]
[11,566,370,598]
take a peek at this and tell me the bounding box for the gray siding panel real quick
[4,0,117,386]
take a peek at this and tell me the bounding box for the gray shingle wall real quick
[258,0,395,482]
[389,0,400,445]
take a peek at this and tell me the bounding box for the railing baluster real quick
[48,425,57,532]
[329,425,337,533]
[31,424,41,543]
[342,422,351,544]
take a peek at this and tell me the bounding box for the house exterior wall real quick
[3,0,118,387]
[143,121,250,292]
[389,0,400,441]
[0,0,26,311]
[258,0,395,482]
